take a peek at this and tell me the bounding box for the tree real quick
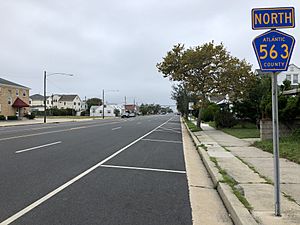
[157,42,255,127]
[171,83,194,119]
[86,98,102,111]
[114,109,120,117]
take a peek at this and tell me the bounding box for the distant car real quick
[128,112,136,117]
[121,112,129,118]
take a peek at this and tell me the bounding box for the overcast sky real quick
[0,0,299,105]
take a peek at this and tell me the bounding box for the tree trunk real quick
[197,108,201,128]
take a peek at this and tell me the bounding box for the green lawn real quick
[207,121,260,139]
[253,133,300,164]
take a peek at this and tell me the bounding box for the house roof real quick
[0,78,29,89]
[30,94,45,100]
[58,95,78,102]
[12,97,29,108]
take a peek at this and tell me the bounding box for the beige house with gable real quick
[0,78,30,119]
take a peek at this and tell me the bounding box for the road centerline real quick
[0,117,174,225]
[15,141,62,154]
[0,121,122,142]
[112,127,122,130]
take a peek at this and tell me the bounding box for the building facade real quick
[0,78,30,118]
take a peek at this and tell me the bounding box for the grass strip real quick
[184,118,202,132]
[210,157,253,210]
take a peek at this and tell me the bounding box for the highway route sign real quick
[252,29,295,72]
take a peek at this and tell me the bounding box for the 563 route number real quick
[259,44,289,60]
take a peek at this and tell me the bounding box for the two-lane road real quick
[0,115,192,225]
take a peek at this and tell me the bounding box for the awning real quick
[12,97,29,108]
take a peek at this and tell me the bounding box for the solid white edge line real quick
[0,117,173,225]
[101,164,186,174]
[142,138,183,144]
[15,141,62,154]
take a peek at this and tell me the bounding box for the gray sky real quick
[0,0,299,105]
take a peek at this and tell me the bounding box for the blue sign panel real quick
[252,30,295,72]
[252,7,295,30]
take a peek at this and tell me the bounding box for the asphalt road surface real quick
[0,115,192,225]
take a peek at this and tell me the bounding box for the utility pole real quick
[43,71,47,123]
[102,89,105,119]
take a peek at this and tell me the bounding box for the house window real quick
[107,110,111,114]
[286,74,291,81]
[290,67,294,72]
[16,90,19,96]
[22,90,26,96]
[78,102,80,106]
[74,102,76,105]
[100,110,102,113]
[8,97,12,105]
[64,102,66,105]
[293,74,299,84]
[47,100,49,104]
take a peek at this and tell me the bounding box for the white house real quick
[30,94,82,112]
[90,104,121,117]
[29,94,44,112]
[256,64,300,88]
[277,64,300,87]
[57,95,82,111]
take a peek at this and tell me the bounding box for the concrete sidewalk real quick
[196,123,300,225]
[0,117,104,127]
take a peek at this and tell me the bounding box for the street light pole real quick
[43,71,73,123]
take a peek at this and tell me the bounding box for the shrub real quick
[25,114,35,119]
[7,116,18,120]
[215,110,237,128]
[0,115,6,121]
[201,103,219,122]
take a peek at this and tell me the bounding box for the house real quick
[124,104,139,113]
[277,64,300,88]
[30,94,82,112]
[57,95,82,111]
[0,78,30,119]
[29,94,45,112]
[256,64,300,88]
[90,104,121,117]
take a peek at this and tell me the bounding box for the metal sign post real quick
[252,6,296,217]
[271,72,281,216]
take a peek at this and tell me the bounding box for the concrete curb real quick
[182,120,258,225]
